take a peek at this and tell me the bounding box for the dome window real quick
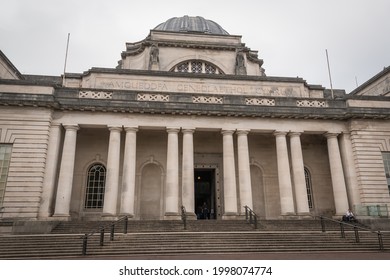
[171,60,224,75]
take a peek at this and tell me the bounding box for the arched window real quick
[84,164,106,209]
[304,167,314,209]
[170,60,224,74]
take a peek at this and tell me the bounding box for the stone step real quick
[50,218,369,235]
[1,230,388,259]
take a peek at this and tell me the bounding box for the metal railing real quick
[318,215,384,251]
[81,216,129,255]
[244,206,258,229]
[181,205,187,230]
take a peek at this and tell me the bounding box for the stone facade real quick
[0,16,389,222]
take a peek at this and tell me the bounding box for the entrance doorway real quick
[194,169,216,219]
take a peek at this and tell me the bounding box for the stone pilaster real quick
[39,123,62,218]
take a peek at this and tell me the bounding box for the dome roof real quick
[154,16,229,35]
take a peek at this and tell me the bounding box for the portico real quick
[42,112,350,221]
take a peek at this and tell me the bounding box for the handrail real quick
[317,215,384,251]
[244,206,258,229]
[81,215,129,255]
[181,205,187,230]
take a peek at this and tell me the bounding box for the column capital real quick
[288,131,303,137]
[221,129,235,136]
[50,123,62,129]
[124,126,138,132]
[166,127,180,133]
[236,129,250,135]
[273,131,288,137]
[324,132,340,139]
[63,124,79,131]
[107,125,123,132]
[182,127,195,134]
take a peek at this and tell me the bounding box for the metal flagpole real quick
[325,49,334,99]
[62,33,70,87]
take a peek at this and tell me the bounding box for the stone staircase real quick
[0,219,388,259]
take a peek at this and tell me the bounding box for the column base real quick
[164,212,181,220]
[279,213,297,219]
[295,213,314,219]
[184,212,197,220]
[51,214,71,221]
[101,213,119,221]
[222,212,239,220]
[118,213,135,219]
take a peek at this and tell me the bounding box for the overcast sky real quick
[1,0,389,93]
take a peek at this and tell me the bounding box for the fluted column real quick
[325,133,349,215]
[53,124,79,218]
[222,130,238,217]
[274,131,295,215]
[165,127,180,218]
[120,127,138,217]
[102,126,122,217]
[182,128,195,216]
[237,129,253,212]
[289,132,310,214]
[39,123,62,218]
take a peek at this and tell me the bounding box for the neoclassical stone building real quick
[0,16,390,223]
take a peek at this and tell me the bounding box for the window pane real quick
[84,163,106,209]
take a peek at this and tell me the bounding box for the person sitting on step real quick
[342,209,356,222]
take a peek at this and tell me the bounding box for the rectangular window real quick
[382,152,390,195]
[0,145,12,207]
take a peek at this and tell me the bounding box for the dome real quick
[154,16,229,35]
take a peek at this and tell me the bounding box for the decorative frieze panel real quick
[137,93,169,102]
[245,98,275,106]
[192,96,223,104]
[296,100,327,107]
[79,91,113,99]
